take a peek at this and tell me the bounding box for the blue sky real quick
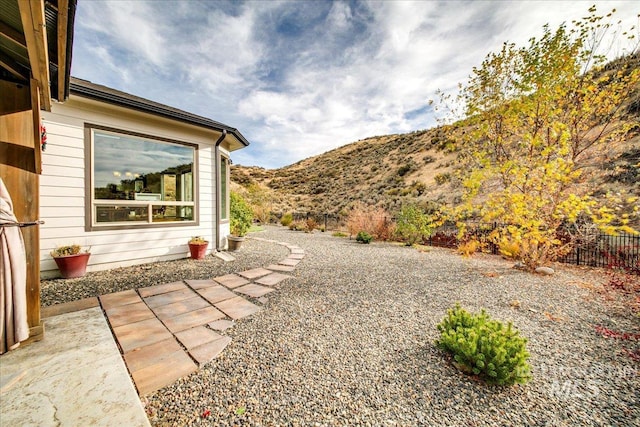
[71,1,639,169]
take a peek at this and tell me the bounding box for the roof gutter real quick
[214,130,227,251]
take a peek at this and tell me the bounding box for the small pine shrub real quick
[332,231,348,238]
[356,231,373,244]
[281,213,293,227]
[436,304,531,386]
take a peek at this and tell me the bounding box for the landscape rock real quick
[535,266,555,275]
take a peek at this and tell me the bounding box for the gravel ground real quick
[41,238,289,306]
[44,226,640,426]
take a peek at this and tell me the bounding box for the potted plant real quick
[188,236,209,260]
[228,191,253,251]
[51,244,91,279]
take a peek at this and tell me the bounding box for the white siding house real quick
[39,78,249,278]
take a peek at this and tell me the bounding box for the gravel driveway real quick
[42,226,640,426]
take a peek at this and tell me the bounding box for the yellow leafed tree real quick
[451,7,640,269]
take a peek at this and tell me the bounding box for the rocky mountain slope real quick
[232,122,638,217]
[231,55,640,218]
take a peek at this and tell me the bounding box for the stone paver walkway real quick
[99,238,303,396]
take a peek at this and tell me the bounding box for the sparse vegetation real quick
[356,231,373,244]
[230,191,253,237]
[395,204,434,246]
[346,202,394,241]
[280,213,293,227]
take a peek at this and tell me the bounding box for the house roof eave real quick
[69,77,250,149]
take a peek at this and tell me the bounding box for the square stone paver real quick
[174,326,223,349]
[189,336,232,367]
[279,258,300,267]
[130,349,197,395]
[235,284,276,298]
[162,306,226,333]
[100,290,141,310]
[208,319,234,331]
[255,272,292,287]
[196,286,237,304]
[290,248,305,254]
[105,301,155,328]
[144,288,197,308]
[123,338,183,372]
[113,317,174,353]
[152,296,211,320]
[288,253,305,259]
[266,264,295,272]
[238,268,272,280]
[214,273,249,289]
[185,279,219,290]
[215,296,261,320]
[138,281,186,298]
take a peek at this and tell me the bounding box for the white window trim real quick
[86,124,199,231]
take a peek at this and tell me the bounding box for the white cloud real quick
[77,1,168,67]
[72,0,640,168]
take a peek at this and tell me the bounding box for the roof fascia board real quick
[70,80,250,148]
[56,0,69,101]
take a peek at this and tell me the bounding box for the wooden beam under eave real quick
[18,0,51,111]
[57,0,69,101]
[31,78,42,174]
[0,19,27,47]
[0,51,29,81]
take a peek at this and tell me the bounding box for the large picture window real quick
[89,126,197,228]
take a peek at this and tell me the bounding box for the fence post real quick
[324,213,328,232]
[576,246,580,266]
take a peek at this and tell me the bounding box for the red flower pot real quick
[53,252,91,279]
[189,242,208,259]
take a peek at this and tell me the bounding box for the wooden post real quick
[0,79,43,342]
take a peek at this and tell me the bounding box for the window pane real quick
[220,157,228,220]
[152,205,193,222]
[93,131,194,202]
[96,206,147,223]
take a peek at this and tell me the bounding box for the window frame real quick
[220,155,230,222]
[85,124,199,231]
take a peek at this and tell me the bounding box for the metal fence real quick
[273,212,639,273]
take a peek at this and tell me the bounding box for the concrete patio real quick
[0,238,303,426]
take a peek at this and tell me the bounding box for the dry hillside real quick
[232,55,640,219]
[232,122,638,218]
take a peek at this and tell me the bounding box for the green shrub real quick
[434,172,451,185]
[356,231,373,244]
[281,213,293,227]
[436,304,531,386]
[395,204,434,245]
[230,191,253,237]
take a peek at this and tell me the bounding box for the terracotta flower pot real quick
[188,242,208,259]
[53,252,91,279]
[227,235,245,252]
